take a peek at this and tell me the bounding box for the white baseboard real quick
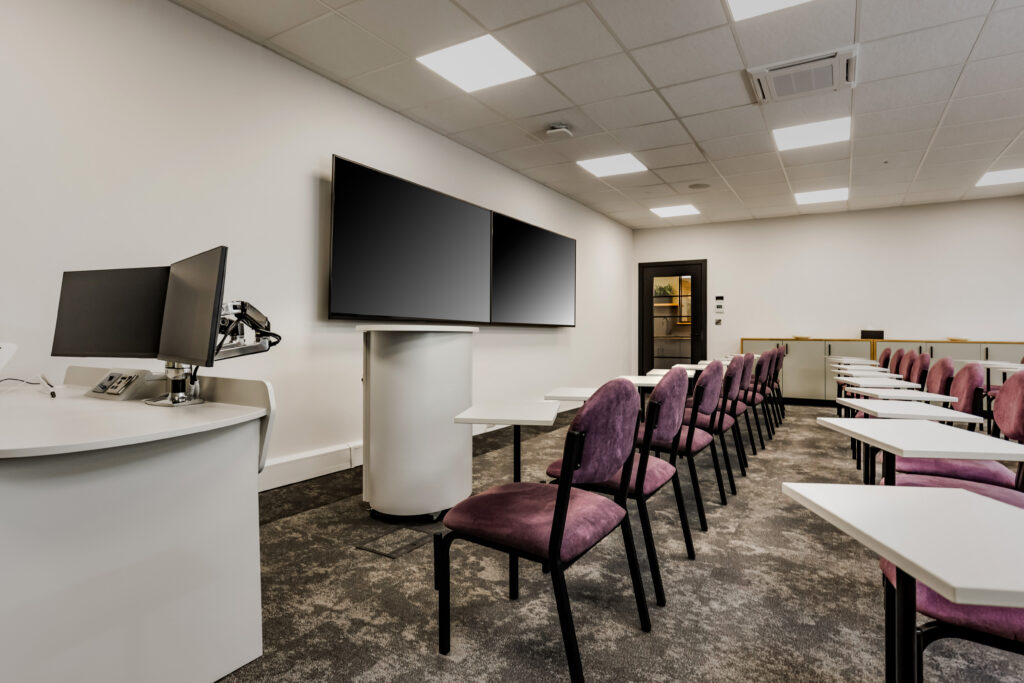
[258,443,354,492]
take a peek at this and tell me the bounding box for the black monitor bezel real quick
[156,246,228,368]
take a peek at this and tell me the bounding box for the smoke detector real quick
[545,124,574,139]
[748,46,857,104]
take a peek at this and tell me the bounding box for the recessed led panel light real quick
[650,204,701,217]
[976,168,1024,186]
[773,116,851,151]
[576,153,647,177]
[795,187,848,205]
[416,35,534,92]
[727,0,817,21]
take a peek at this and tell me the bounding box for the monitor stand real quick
[144,361,205,407]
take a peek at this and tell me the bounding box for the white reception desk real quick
[0,368,274,683]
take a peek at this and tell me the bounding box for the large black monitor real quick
[491,214,576,327]
[51,267,169,358]
[157,246,228,367]
[329,156,491,324]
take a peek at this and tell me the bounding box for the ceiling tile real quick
[493,4,621,72]
[790,174,850,193]
[852,67,960,115]
[706,209,755,222]
[268,13,404,80]
[923,140,1008,165]
[957,51,1024,97]
[973,5,1024,60]
[522,162,611,193]
[945,89,1024,126]
[669,177,731,194]
[908,176,973,192]
[544,132,628,160]
[339,0,482,55]
[996,0,1024,10]
[493,144,569,168]
[683,105,765,142]
[1007,136,1024,155]
[654,162,718,182]
[784,158,849,180]
[751,206,800,218]
[602,170,666,188]
[799,200,849,213]
[853,129,935,156]
[851,165,917,184]
[630,26,743,87]
[779,141,850,166]
[590,0,727,49]
[991,153,1024,170]
[852,150,926,175]
[634,144,705,168]
[619,183,680,199]
[570,189,639,211]
[453,122,540,153]
[853,102,945,137]
[965,183,1024,199]
[932,117,1024,147]
[904,190,965,204]
[850,183,910,197]
[713,153,782,176]
[346,60,462,110]
[660,71,753,118]
[848,196,905,210]
[545,54,650,105]
[581,91,674,129]
[759,89,851,130]
[700,132,776,159]
[734,182,792,200]
[857,18,985,83]
[733,0,856,67]
[517,108,603,139]
[406,94,503,132]
[685,189,742,206]
[858,0,993,42]
[725,169,788,187]
[917,158,992,179]
[452,0,576,29]
[187,0,330,41]
[473,76,572,118]
[611,120,693,150]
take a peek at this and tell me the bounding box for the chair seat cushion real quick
[894,473,1024,509]
[880,558,1024,642]
[855,411,866,419]
[988,386,1003,398]
[894,456,1016,489]
[683,409,734,433]
[547,454,676,498]
[444,482,625,564]
[636,424,714,454]
[718,398,747,414]
[740,389,764,405]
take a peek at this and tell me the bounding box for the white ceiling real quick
[172,0,1024,228]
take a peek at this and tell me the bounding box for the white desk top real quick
[828,357,877,365]
[544,387,597,402]
[836,398,983,423]
[783,483,1024,607]
[845,387,957,402]
[356,324,478,333]
[619,374,662,388]
[836,376,920,389]
[673,363,707,371]
[956,360,1024,372]
[455,400,559,426]
[837,369,902,378]
[0,385,268,459]
[816,417,1024,461]
[646,369,669,376]
[831,364,890,371]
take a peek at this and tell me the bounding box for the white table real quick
[836,376,921,389]
[646,369,669,376]
[455,400,559,483]
[831,364,891,373]
[956,359,1024,371]
[836,398,982,424]
[828,356,878,365]
[836,369,902,378]
[783,482,1024,682]
[673,363,708,371]
[845,387,957,403]
[544,387,597,402]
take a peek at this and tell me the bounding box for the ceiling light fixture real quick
[772,116,851,151]
[650,204,700,217]
[577,153,647,177]
[976,168,1024,187]
[795,187,848,205]
[416,35,534,92]
[726,0,818,21]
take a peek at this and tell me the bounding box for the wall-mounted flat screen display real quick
[329,156,491,324]
[491,214,576,327]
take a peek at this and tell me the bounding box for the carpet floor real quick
[223,405,1023,682]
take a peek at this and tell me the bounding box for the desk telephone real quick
[89,369,166,401]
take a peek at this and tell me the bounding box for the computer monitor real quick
[51,267,169,358]
[157,246,227,367]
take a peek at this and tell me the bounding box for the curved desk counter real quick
[0,371,273,683]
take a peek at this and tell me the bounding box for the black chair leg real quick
[509,554,519,600]
[550,567,584,683]
[732,423,748,474]
[718,433,737,495]
[685,455,708,531]
[709,441,728,505]
[619,516,652,632]
[752,404,767,448]
[635,498,666,607]
[670,473,696,559]
[436,533,452,655]
[762,401,775,437]
[744,411,758,455]
[884,576,895,683]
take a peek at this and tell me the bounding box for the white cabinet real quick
[742,339,782,355]
[922,343,982,372]
[824,340,872,399]
[985,344,1024,364]
[781,340,827,400]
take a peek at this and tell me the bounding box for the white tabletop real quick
[544,387,597,402]
[837,369,902,378]
[673,363,707,371]
[845,387,956,402]
[831,364,891,372]
[783,483,1024,607]
[837,376,921,389]
[836,398,983,423]
[455,400,559,427]
[828,357,877,365]
[619,374,662,388]
[816,417,1024,461]
[0,385,268,459]
[646,369,669,376]
[956,360,1024,372]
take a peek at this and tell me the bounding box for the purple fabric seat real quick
[635,422,714,454]
[994,370,1024,441]
[894,457,1015,488]
[888,348,905,374]
[444,482,624,563]
[547,454,677,498]
[924,357,955,395]
[684,408,734,432]
[877,347,892,370]
[894,472,1024,509]
[740,389,764,405]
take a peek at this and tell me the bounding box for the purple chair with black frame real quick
[888,348,905,374]
[760,349,779,432]
[768,346,785,423]
[898,349,918,383]
[546,367,695,608]
[684,358,742,495]
[741,351,772,447]
[908,352,930,386]
[736,353,760,456]
[877,347,892,372]
[434,378,650,683]
[985,355,1024,437]
[677,360,730,530]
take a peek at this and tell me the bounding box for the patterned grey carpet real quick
[224,405,1023,682]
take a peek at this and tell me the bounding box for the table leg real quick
[884,576,895,683]
[894,567,918,683]
[513,424,521,483]
[882,451,894,486]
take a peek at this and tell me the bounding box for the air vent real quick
[748,46,857,104]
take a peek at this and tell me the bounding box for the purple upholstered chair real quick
[908,352,930,386]
[769,347,786,421]
[985,355,1024,436]
[877,347,892,370]
[677,360,729,528]
[546,367,695,608]
[898,349,918,380]
[435,378,650,682]
[888,348,905,374]
[761,349,782,430]
[985,354,1024,401]
[684,358,741,495]
[924,357,955,397]
[736,353,760,456]
[741,351,772,446]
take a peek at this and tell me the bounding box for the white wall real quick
[633,196,1024,358]
[0,0,635,486]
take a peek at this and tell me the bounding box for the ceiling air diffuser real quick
[748,46,857,104]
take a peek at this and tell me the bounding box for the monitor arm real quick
[215,301,282,361]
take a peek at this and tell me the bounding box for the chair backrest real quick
[739,352,755,390]
[693,360,724,414]
[877,347,891,369]
[993,371,1024,442]
[909,353,930,385]
[772,347,784,380]
[899,350,917,378]
[950,362,984,415]
[724,356,743,402]
[567,378,640,485]
[888,348,904,373]
[924,357,955,395]
[753,351,772,391]
[647,367,688,445]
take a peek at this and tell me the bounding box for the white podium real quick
[358,325,477,516]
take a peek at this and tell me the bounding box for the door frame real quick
[638,259,707,374]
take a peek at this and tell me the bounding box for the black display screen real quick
[157,246,227,367]
[329,156,491,323]
[491,214,576,327]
